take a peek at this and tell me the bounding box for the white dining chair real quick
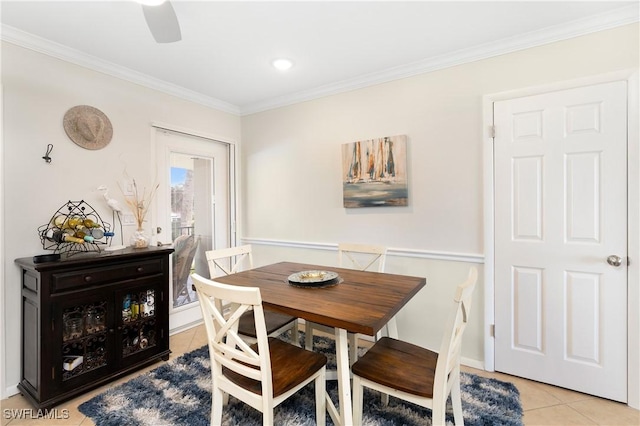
[304,243,389,363]
[351,267,478,426]
[205,245,299,344]
[191,274,327,426]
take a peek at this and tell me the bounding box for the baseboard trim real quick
[4,384,19,398]
[169,319,204,336]
[461,357,486,371]
[241,237,484,264]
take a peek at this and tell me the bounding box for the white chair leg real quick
[375,318,386,407]
[352,376,364,426]
[451,375,464,425]
[379,318,396,406]
[315,369,327,425]
[291,320,300,346]
[386,316,399,339]
[381,392,389,406]
[348,333,358,366]
[211,386,224,426]
[431,396,447,426]
[262,404,274,426]
[304,322,314,350]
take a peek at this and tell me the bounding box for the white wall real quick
[240,24,639,366]
[1,42,241,397]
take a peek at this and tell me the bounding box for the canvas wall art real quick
[342,135,408,208]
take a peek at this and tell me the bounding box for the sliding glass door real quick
[154,127,234,332]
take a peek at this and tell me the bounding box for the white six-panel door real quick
[494,81,628,402]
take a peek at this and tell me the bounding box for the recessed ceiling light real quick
[272,58,294,71]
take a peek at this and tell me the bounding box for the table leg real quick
[334,327,353,426]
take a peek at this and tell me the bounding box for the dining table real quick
[214,261,426,426]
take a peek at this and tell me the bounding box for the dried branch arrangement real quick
[121,178,159,230]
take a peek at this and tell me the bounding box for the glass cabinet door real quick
[121,288,158,358]
[59,299,110,383]
[116,279,166,367]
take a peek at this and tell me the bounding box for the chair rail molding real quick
[241,237,484,264]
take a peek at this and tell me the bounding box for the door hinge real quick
[489,125,496,138]
[52,366,55,380]
[490,324,495,337]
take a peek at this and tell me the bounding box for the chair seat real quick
[238,311,297,338]
[224,337,327,397]
[351,337,438,398]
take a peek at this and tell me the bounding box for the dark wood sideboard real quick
[14,246,174,409]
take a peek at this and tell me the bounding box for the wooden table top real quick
[214,261,426,336]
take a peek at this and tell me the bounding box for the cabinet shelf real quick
[122,318,158,358]
[62,330,107,346]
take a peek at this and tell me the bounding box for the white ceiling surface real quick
[1,1,638,115]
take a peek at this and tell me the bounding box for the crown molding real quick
[0,25,241,115]
[241,3,640,115]
[2,4,637,117]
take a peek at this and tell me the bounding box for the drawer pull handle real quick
[137,267,144,273]
[84,276,92,283]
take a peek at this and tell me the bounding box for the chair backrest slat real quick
[338,242,387,272]
[206,245,254,278]
[191,273,273,395]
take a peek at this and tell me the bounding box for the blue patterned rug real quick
[79,336,523,425]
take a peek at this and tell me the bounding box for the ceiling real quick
[1,1,638,115]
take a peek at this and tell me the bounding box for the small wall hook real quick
[42,144,53,163]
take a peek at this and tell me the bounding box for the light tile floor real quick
[1,324,638,425]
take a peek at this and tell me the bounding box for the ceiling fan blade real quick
[142,1,181,43]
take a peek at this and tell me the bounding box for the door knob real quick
[607,255,623,267]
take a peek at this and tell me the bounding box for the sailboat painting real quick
[341,135,408,208]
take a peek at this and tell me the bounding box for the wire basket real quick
[38,200,113,256]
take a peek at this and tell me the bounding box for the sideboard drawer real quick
[23,271,39,292]
[51,259,163,293]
